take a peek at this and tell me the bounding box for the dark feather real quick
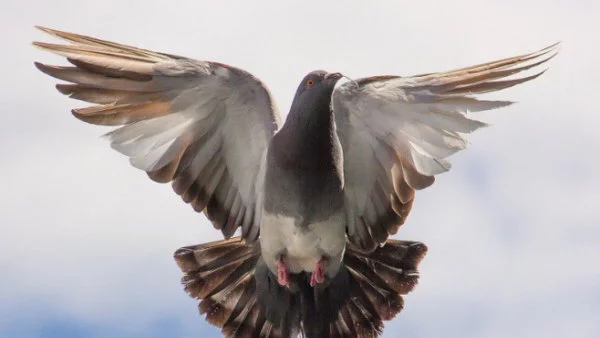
[294,239,427,338]
[174,238,302,338]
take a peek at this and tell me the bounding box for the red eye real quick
[306,79,315,87]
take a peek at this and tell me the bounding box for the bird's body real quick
[261,71,346,282]
[33,26,558,338]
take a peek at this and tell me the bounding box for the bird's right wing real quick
[34,27,281,242]
[333,43,559,252]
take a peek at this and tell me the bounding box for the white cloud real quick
[1,0,599,337]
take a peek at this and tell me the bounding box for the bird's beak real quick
[325,72,343,81]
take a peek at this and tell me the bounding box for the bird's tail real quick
[174,238,427,338]
[298,240,428,338]
[173,238,286,337]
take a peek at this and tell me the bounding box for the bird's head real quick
[289,70,343,115]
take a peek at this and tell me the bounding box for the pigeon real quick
[33,26,558,338]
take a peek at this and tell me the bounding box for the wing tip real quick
[34,25,51,33]
[32,41,67,55]
[33,25,69,48]
[515,68,549,84]
[70,109,95,125]
[486,100,515,110]
[34,25,76,42]
[541,41,562,54]
[33,62,69,80]
[55,83,73,95]
[31,41,46,50]
[33,61,52,74]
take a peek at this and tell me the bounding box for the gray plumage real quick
[33,26,558,338]
[261,71,346,281]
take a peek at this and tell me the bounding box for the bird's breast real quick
[260,211,346,274]
[263,144,344,221]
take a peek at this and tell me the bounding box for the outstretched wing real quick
[333,43,559,252]
[34,26,281,242]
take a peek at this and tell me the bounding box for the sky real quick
[1,0,599,337]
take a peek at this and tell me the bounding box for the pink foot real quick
[310,257,327,287]
[277,257,290,288]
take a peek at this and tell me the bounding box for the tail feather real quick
[347,258,404,321]
[174,239,276,337]
[348,240,425,295]
[174,238,427,338]
[174,238,301,338]
[302,239,428,338]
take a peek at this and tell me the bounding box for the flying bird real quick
[33,26,558,338]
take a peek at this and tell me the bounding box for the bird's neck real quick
[273,105,338,169]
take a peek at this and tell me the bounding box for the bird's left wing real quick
[34,27,282,242]
[333,43,559,252]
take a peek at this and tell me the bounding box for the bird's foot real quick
[310,257,327,287]
[277,257,290,288]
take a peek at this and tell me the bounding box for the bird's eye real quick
[306,79,315,87]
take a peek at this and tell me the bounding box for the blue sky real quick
[1,0,599,337]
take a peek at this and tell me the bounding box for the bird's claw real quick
[310,257,327,287]
[277,257,290,288]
